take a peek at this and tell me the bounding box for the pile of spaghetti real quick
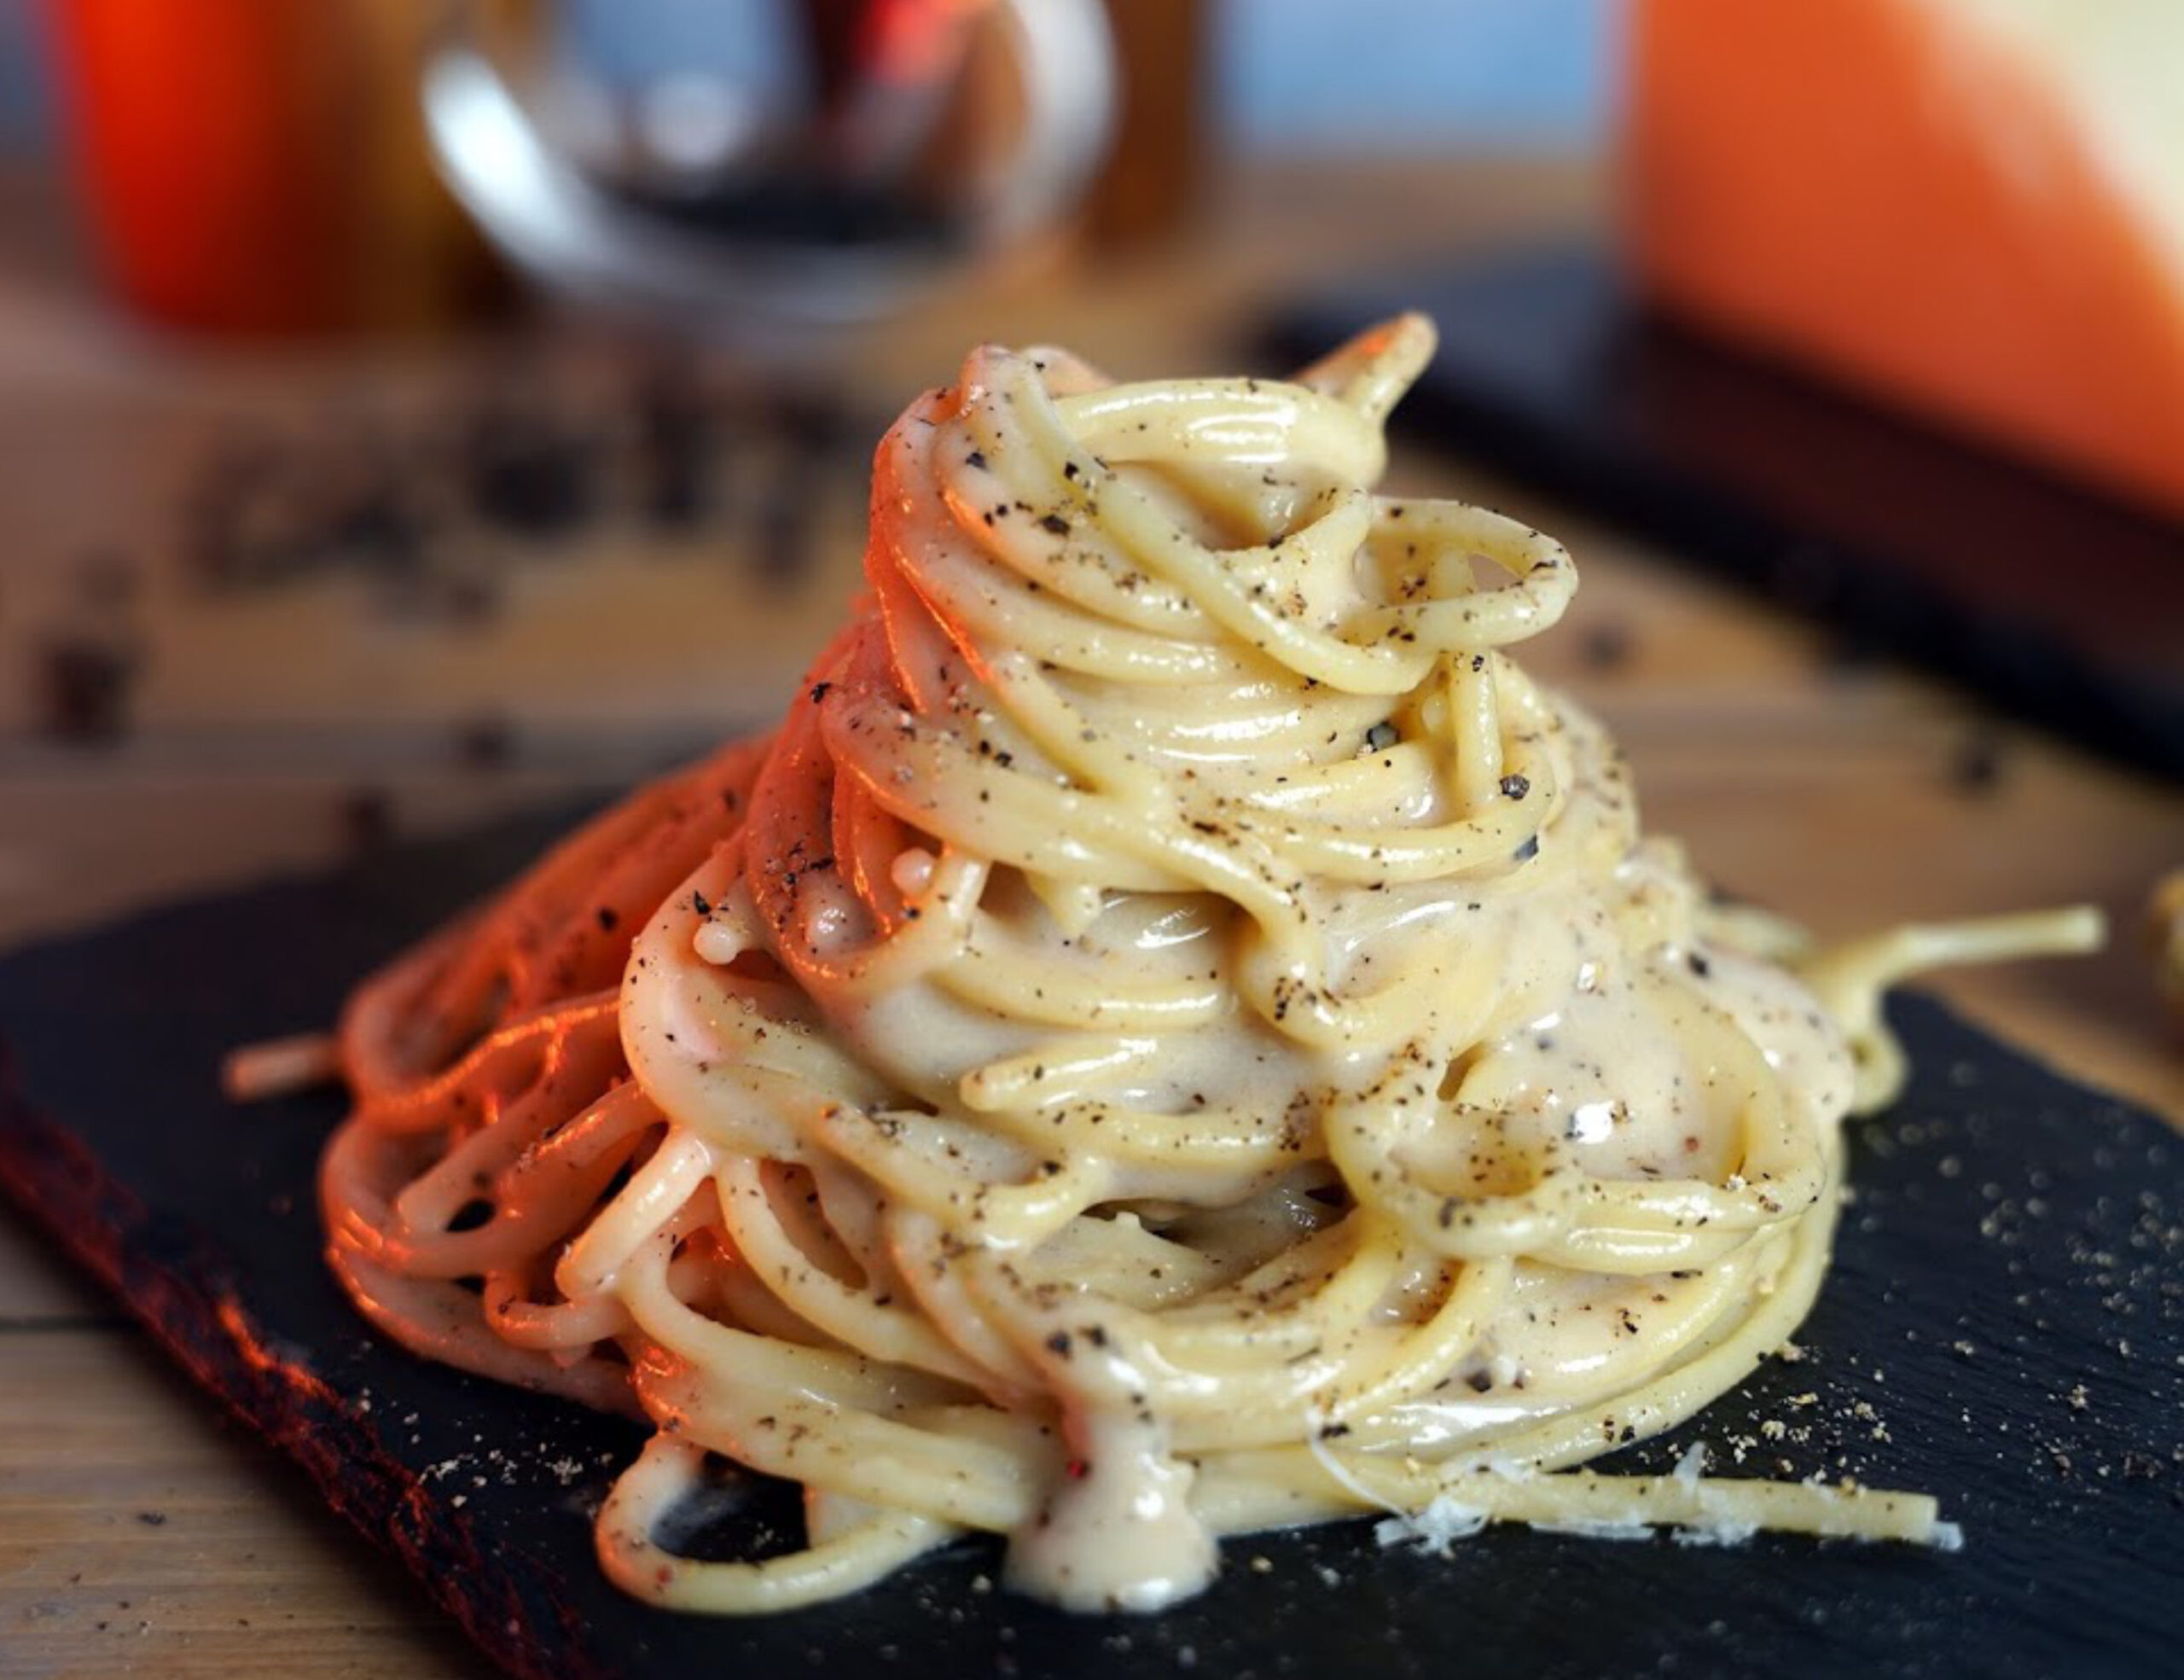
[317,317,2096,1613]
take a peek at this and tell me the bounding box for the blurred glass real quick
[424,0,1117,333]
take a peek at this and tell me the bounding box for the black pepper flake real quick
[1687,951,1712,979]
[965,450,988,471]
[1512,834,1540,863]
[461,400,598,535]
[1947,730,2006,796]
[1499,772,1531,800]
[630,360,716,526]
[339,788,395,854]
[1581,623,1633,671]
[810,681,834,705]
[1037,513,1070,536]
[692,889,712,917]
[452,713,514,771]
[595,907,620,933]
[1045,1331,1073,1357]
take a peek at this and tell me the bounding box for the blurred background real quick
[0,0,2175,1070]
[0,2,1614,180]
[0,0,1622,928]
[1,6,2181,1672]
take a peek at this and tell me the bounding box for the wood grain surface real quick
[2,153,2179,1678]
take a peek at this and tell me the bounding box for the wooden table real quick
[3,154,2180,1677]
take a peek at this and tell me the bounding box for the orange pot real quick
[48,0,506,334]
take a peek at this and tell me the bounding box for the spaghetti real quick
[317,317,2099,1613]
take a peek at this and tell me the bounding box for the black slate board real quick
[3,805,2182,1680]
[1266,247,2184,783]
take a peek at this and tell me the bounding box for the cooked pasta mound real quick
[319,317,2097,1613]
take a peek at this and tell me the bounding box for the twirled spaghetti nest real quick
[324,318,2012,1615]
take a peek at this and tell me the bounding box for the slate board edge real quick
[0,1057,586,1680]
[0,799,622,1680]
